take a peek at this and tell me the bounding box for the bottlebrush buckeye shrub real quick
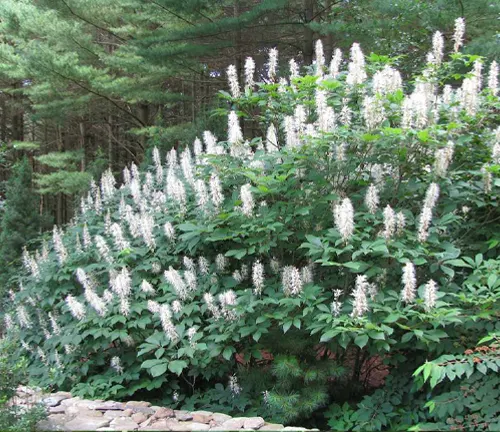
[3,19,500,429]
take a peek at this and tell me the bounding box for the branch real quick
[58,0,128,43]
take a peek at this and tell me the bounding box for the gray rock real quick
[283,428,308,431]
[104,410,128,419]
[244,417,265,429]
[191,411,213,424]
[153,407,175,419]
[95,402,126,411]
[37,414,67,431]
[259,424,285,431]
[61,397,82,407]
[97,429,116,431]
[175,410,193,421]
[175,421,211,431]
[43,395,70,407]
[49,405,67,414]
[131,406,156,415]
[66,406,103,419]
[211,413,231,425]
[131,412,149,424]
[220,417,247,430]
[64,416,111,431]
[125,401,152,408]
[110,416,139,430]
[138,419,169,430]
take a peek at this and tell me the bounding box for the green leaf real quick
[383,314,400,323]
[168,360,188,375]
[222,347,234,361]
[355,334,369,348]
[283,321,293,333]
[150,363,168,377]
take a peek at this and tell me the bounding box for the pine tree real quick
[0,158,41,293]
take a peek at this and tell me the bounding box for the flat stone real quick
[211,413,231,425]
[43,395,70,407]
[191,412,213,424]
[54,391,73,398]
[283,428,308,431]
[244,417,265,429]
[175,410,193,421]
[37,414,67,431]
[125,401,152,408]
[131,406,155,415]
[132,412,149,423]
[97,429,116,431]
[49,405,67,414]
[37,419,65,431]
[104,410,128,419]
[95,402,126,411]
[110,416,139,430]
[259,424,285,431]
[61,397,82,407]
[193,410,214,416]
[220,417,247,430]
[153,407,175,419]
[66,406,104,419]
[76,400,103,410]
[139,419,169,430]
[175,421,210,431]
[64,416,111,431]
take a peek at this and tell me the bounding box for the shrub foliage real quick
[2,20,499,429]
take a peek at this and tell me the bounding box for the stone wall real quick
[13,387,319,431]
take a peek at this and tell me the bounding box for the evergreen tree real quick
[0,158,41,293]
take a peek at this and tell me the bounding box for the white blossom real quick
[95,235,113,264]
[165,267,188,300]
[164,222,176,240]
[434,141,455,177]
[252,260,265,295]
[204,292,221,319]
[240,184,255,217]
[315,39,325,76]
[382,205,396,240]
[219,290,238,320]
[431,31,444,65]
[141,280,155,294]
[333,198,355,242]
[331,289,343,317]
[229,374,242,396]
[487,60,498,96]
[216,254,228,272]
[268,48,278,81]
[365,184,379,214]
[346,43,367,86]
[289,58,300,78]
[423,279,438,311]
[53,226,68,265]
[227,64,241,98]
[187,327,197,348]
[453,18,465,53]
[266,124,278,152]
[329,49,342,78]
[65,295,86,321]
[401,262,417,303]
[228,111,243,146]
[282,266,303,296]
[244,57,255,91]
[351,275,369,318]
[209,173,224,210]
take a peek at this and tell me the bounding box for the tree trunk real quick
[303,0,314,65]
[324,0,334,62]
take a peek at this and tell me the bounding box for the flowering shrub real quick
[3,18,500,429]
